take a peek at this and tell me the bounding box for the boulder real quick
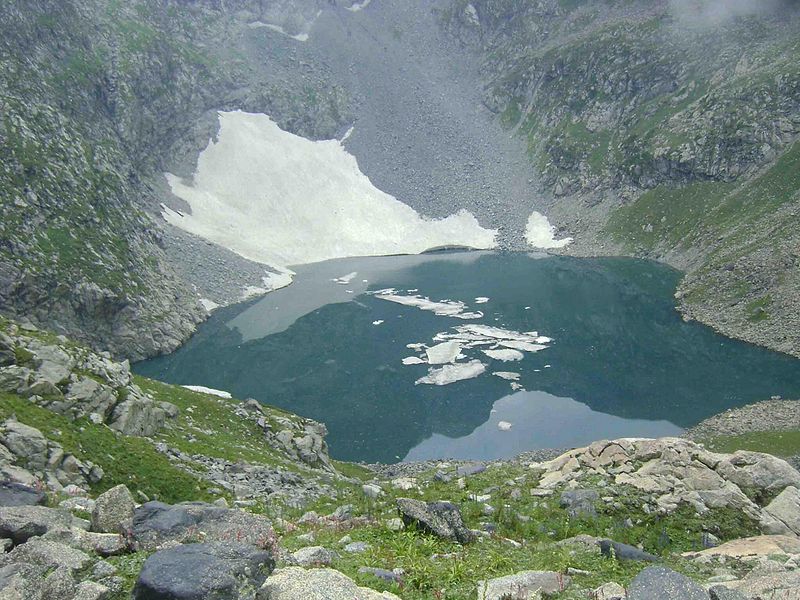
[73,580,111,600]
[108,397,172,437]
[396,498,474,544]
[0,334,15,367]
[0,482,46,507]
[131,501,273,550]
[709,586,749,600]
[42,527,129,557]
[627,566,708,600]
[41,565,76,600]
[684,535,800,560]
[0,505,73,546]
[729,570,800,598]
[133,542,274,600]
[0,563,46,599]
[257,567,399,599]
[599,539,659,562]
[592,582,627,600]
[63,378,118,422]
[477,571,571,599]
[760,486,800,535]
[0,539,92,572]
[560,489,599,517]
[291,546,336,566]
[91,485,135,534]
[0,421,49,471]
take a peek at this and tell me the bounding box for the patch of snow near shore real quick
[416,360,486,386]
[248,21,309,42]
[182,385,232,399]
[483,349,524,362]
[372,290,484,320]
[199,298,219,312]
[164,111,496,271]
[425,341,462,365]
[525,211,573,249]
[346,0,373,11]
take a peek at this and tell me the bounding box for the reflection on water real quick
[404,391,683,462]
[135,252,800,463]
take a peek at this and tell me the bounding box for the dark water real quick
[135,252,800,463]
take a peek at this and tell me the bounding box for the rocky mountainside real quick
[2,319,800,599]
[441,0,800,356]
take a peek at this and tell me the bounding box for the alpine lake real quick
[135,252,800,464]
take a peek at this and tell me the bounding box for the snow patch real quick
[525,211,573,249]
[248,21,309,42]
[416,360,486,386]
[199,298,219,312]
[346,0,373,11]
[497,421,513,432]
[164,111,495,272]
[333,272,358,285]
[182,385,232,399]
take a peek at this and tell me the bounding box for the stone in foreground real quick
[0,505,73,546]
[627,566,708,600]
[477,570,571,600]
[0,482,46,507]
[133,542,274,600]
[91,484,135,534]
[258,567,399,599]
[396,498,474,544]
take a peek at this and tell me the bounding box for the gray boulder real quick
[63,378,118,422]
[108,396,173,437]
[760,485,800,535]
[0,538,93,572]
[396,498,474,544]
[291,546,336,566]
[0,505,73,546]
[73,580,111,600]
[257,567,399,599]
[0,421,49,471]
[0,334,15,367]
[599,539,659,562]
[41,565,76,600]
[133,542,274,600]
[627,566,708,600]
[131,501,273,551]
[560,489,599,517]
[91,484,135,534]
[709,586,749,600]
[477,570,571,600]
[0,563,46,599]
[0,482,46,507]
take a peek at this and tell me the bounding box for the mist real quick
[668,0,792,27]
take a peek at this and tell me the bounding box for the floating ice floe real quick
[371,289,483,320]
[416,360,486,386]
[493,372,521,381]
[497,340,549,353]
[474,297,490,304]
[182,385,232,399]
[483,349,524,362]
[402,356,427,366]
[425,341,462,365]
[497,421,513,432]
[333,272,358,285]
[372,320,384,326]
[510,383,525,391]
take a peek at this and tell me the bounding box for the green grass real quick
[704,430,800,457]
[0,392,216,503]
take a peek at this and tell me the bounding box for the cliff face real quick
[441,0,800,356]
[0,0,349,359]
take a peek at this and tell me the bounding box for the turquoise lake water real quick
[135,252,800,463]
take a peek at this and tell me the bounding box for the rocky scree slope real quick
[442,0,800,357]
[0,0,352,360]
[2,321,800,598]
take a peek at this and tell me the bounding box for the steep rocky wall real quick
[441,0,800,356]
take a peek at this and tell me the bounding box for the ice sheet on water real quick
[493,372,520,381]
[372,291,482,320]
[415,360,486,386]
[333,272,358,284]
[474,297,490,304]
[402,357,426,365]
[483,349,525,362]
[425,341,462,365]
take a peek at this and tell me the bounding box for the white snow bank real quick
[346,0,373,11]
[416,360,486,386]
[425,341,462,365]
[525,211,573,249]
[164,111,496,270]
[248,21,309,42]
[182,385,232,399]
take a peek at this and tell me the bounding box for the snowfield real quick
[164,111,496,272]
[525,211,573,249]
